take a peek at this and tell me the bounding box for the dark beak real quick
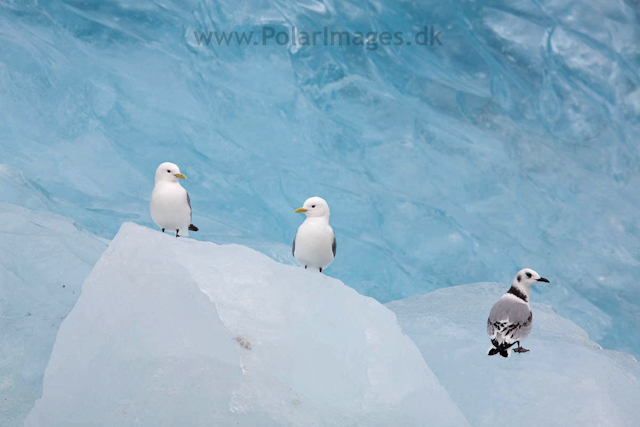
[537,277,550,283]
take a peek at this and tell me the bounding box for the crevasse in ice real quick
[25,223,470,427]
[0,0,638,357]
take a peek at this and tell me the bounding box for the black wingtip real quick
[189,224,199,232]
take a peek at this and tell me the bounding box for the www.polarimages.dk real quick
[194,26,443,50]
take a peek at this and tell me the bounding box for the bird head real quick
[155,162,187,184]
[294,197,330,219]
[512,268,549,289]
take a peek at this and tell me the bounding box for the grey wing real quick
[487,297,533,343]
[504,311,533,342]
[292,232,296,257]
[332,235,336,257]
[487,317,496,337]
[187,192,192,221]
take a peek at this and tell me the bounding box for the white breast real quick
[150,182,191,234]
[294,219,335,270]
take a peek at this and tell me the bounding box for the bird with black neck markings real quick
[486,268,550,358]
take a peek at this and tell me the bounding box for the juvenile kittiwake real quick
[292,197,336,273]
[487,268,549,358]
[150,162,199,238]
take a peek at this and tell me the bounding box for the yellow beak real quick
[174,173,187,179]
[294,207,307,213]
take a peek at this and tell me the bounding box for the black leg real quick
[319,267,322,272]
[162,228,165,233]
[305,266,307,269]
[513,341,530,353]
[176,229,179,238]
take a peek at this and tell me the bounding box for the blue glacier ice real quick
[0,203,107,427]
[1,0,639,362]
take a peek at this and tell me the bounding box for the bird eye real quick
[526,272,532,278]
[311,205,316,208]
[167,170,171,173]
[517,275,521,282]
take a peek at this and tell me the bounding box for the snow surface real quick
[0,204,108,427]
[0,0,639,357]
[25,223,469,426]
[387,283,640,427]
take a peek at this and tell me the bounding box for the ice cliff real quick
[0,0,639,356]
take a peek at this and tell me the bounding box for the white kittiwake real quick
[150,162,199,238]
[487,268,550,358]
[292,197,336,273]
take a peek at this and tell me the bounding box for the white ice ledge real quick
[387,283,640,427]
[26,222,469,427]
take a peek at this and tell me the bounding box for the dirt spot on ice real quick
[235,336,251,350]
